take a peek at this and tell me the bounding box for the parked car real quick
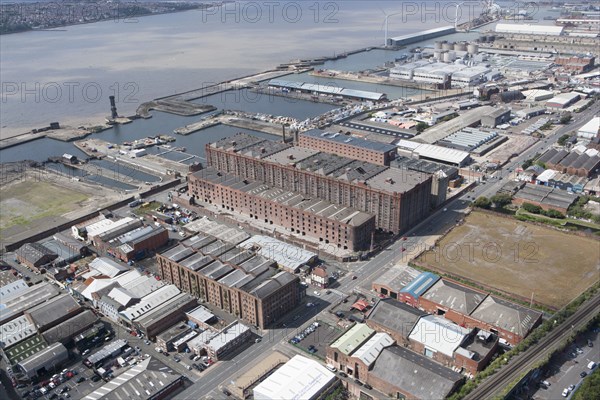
[588,339,593,347]
[76,377,86,383]
[354,379,363,386]
[580,371,588,378]
[339,371,348,378]
[364,384,373,390]
[173,356,181,362]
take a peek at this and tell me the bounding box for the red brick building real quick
[554,56,595,73]
[156,242,302,329]
[204,133,432,234]
[188,167,376,252]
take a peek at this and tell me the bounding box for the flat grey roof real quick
[26,294,81,330]
[370,346,462,399]
[87,339,129,364]
[135,293,195,327]
[421,279,487,315]
[42,310,97,344]
[211,133,266,152]
[372,265,421,293]
[241,140,292,159]
[470,296,542,338]
[264,146,320,165]
[367,298,425,339]
[365,168,430,194]
[328,160,387,183]
[302,129,397,153]
[295,152,355,175]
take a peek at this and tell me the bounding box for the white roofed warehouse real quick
[253,355,338,400]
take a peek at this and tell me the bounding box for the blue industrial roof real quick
[399,272,440,299]
[302,129,396,153]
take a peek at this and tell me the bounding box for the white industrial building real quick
[495,23,564,36]
[253,355,337,400]
[578,117,600,139]
[390,61,490,87]
[522,89,554,102]
[546,92,581,109]
[408,315,471,358]
[396,140,471,167]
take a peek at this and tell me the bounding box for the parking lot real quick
[532,329,600,399]
[290,321,342,360]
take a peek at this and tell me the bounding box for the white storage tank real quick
[442,41,454,51]
[468,43,479,55]
[455,42,468,52]
[434,41,444,50]
[443,51,456,63]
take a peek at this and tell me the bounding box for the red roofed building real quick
[311,266,329,288]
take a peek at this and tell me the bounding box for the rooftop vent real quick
[385,178,395,184]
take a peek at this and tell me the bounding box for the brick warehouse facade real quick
[156,243,302,329]
[203,133,432,234]
[188,167,376,251]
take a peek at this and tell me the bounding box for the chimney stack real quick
[109,95,118,119]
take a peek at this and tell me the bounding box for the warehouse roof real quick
[248,271,297,299]
[89,257,130,278]
[416,106,495,144]
[470,296,542,338]
[86,339,129,365]
[546,92,581,107]
[42,310,97,344]
[18,342,68,375]
[26,294,81,330]
[186,306,215,324]
[536,169,558,183]
[409,315,471,357]
[365,167,431,193]
[302,129,397,153]
[496,23,563,35]
[204,321,250,354]
[253,355,336,400]
[330,323,374,356]
[0,282,61,325]
[86,217,135,240]
[0,315,36,349]
[239,235,316,272]
[134,293,195,328]
[83,357,182,400]
[370,346,463,400]
[183,218,251,245]
[578,116,600,135]
[399,272,440,300]
[352,332,395,367]
[161,244,195,263]
[119,285,181,321]
[421,279,487,315]
[16,243,57,266]
[367,298,425,338]
[537,148,559,164]
[263,146,320,165]
[372,264,421,293]
[211,133,266,152]
[514,183,578,210]
[0,279,29,303]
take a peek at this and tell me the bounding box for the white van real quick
[325,364,337,372]
[588,361,597,369]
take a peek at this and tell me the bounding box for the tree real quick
[572,369,600,400]
[522,158,534,169]
[491,193,512,208]
[522,202,542,214]
[560,113,572,124]
[415,122,429,133]
[543,209,565,219]
[557,134,570,146]
[474,196,491,209]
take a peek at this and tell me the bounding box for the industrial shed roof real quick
[82,357,182,400]
[26,294,81,330]
[330,323,374,356]
[408,315,470,357]
[470,296,542,338]
[421,279,487,315]
[367,298,425,339]
[370,346,463,400]
[18,342,68,376]
[0,315,36,349]
[351,332,394,368]
[496,23,563,35]
[239,235,316,272]
[89,257,130,278]
[302,129,397,153]
[253,355,336,400]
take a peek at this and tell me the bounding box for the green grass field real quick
[0,180,89,232]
